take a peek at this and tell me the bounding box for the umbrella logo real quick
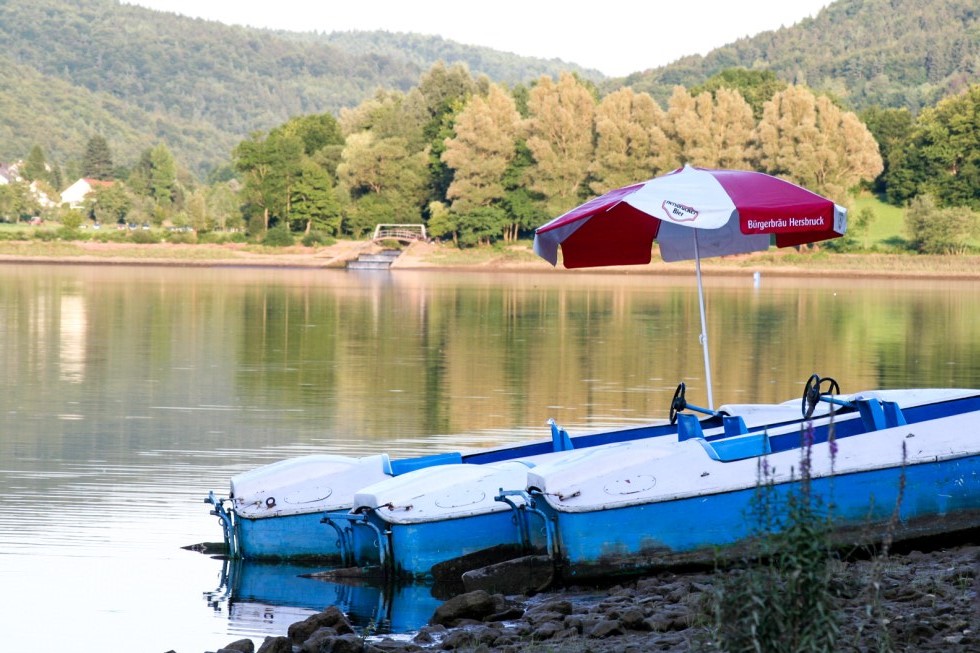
[662,200,698,223]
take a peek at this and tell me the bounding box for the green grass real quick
[851,194,907,251]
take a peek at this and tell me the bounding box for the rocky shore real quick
[196,539,978,653]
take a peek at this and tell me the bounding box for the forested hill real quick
[621,0,980,113]
[1,0,977,178]
[0,0,596,176]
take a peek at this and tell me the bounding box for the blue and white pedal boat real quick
[206,404,749,562]
[316,378,968,579]
[518,386,980,581]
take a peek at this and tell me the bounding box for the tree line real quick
[4,65,979,254]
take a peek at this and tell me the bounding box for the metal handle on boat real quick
[495,489,558,561]
[321,511,392,576]
[206,491,239,558]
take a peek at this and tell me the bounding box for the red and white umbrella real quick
[533,164,847,408]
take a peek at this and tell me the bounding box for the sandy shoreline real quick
[1,239,980,280]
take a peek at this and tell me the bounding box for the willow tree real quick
[524,73,596,217]
[590,88,676,195]
[441,84,522,241]
[755,85,883,201]
[665,86,755,170]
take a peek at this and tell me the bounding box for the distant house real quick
[61,178,112,209]
[30,180,57,208]
[0,163,19,185]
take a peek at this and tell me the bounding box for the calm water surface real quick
[1,264,978,652]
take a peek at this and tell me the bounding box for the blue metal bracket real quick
[206,491,239,558]
[322,510,392,576]
[495,488,557,560]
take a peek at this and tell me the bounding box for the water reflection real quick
[206,560,443,637]
[0,265,978,651]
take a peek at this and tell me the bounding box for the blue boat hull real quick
[355,508,545,580]
[236,512,344,563]
[544,454,980,580]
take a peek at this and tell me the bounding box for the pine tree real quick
[82,135,113,180]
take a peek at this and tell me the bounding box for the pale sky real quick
[124,1,831,77]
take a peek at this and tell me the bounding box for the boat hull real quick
[528,404,980,581]
[546,454,980,580]
[236,511,345,563]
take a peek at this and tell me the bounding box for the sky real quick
[124,1,831,77]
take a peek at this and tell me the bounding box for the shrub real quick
[905,195,979,254]
[56,227,87,241]
[301,231,335,247]
[130,229,160,244]
[263,224,295,247]
[166,231,197,244]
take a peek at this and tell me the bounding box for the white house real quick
[61,178,112,209]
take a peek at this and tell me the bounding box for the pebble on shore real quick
[198,542,978,653]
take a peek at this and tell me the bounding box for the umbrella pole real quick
[693,232,714,410]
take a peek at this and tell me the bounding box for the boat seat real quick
[385,451,463,476]
[698,431,772,462]
[549,419,574,452]
[676,413,705,441]
[723,415,748,437]
[882,401,907,427]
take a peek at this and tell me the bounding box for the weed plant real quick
[711,423,840,653]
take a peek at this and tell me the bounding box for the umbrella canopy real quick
[533,164,847,409]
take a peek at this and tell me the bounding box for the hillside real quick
[0,0,977,179]
[0,0,594,176]
[620,0,980,112]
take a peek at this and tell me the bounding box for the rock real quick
[288,606,354,643]
[429,589,498,627]
[255,636,292,653]
[589,619,625,638]
[523,598,573,618]
[461,555,554,595]
[301,627,340,652]
[216,641,255,653]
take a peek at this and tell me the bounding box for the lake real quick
[1,264,978,652]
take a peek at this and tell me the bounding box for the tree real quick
[234,131,305,232]
[0,182,36,222]
[442,84,521,216]
[859,105,914,197]
[665,86,755,170]
[336,131,428,236]
[885,85,980,209]
[89,182,131,225]
[22,145,48,183]
[692,68,787,120]
[271,113,345,177]
[149,143,178,209]
[82,135,114,180]
[524,73,596,217]
[590,88,676,195]
[905,194,979,254]
[756,85,883,201]
[206,183,243,232]
[291,159,341,235]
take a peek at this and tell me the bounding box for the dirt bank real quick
[2,239,980,279]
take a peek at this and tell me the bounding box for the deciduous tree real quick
[442,85,521,215]
[756,85,882,201]
[590,88,676,194]
[524,73,596,217]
